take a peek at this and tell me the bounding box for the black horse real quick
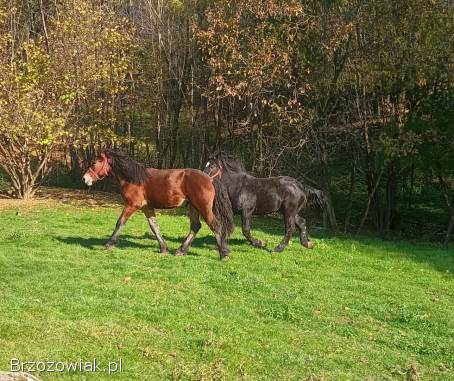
[203,153,325,253]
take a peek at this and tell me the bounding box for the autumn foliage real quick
[0,0,452,243]
[0,1,133,198]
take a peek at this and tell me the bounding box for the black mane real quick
[212,152,246,173]
[105,150,150,184]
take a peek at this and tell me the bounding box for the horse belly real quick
[166,196,186,208]
[255,201,281,214]
[254,192,281,214]
[237,189,280,215]
[143,171,187,209]
[147,193,186,209]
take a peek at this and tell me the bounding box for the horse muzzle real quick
[82,173,94,186]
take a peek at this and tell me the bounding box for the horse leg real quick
[213,228,230,261]
[274,212,296,253]
[201,206,230,261]
[143,208,169,253]
[175,205,201,256]
[241,209,266,248]
[295,215,314,249]
[106,206,138,249]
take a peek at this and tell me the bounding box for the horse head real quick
[82,151,112,186]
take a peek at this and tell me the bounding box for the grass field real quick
[0,193,453,380]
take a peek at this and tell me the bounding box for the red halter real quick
[87,156,110,181]
[209,159,223,180]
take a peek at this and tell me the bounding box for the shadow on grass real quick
[55,231,264,257]
[56,234,210,257]
[163,234,268,253]
[56,234,156,250]
[56,214,454,272]
[247,215,454,274]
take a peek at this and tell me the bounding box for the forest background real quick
[0,0,453,245]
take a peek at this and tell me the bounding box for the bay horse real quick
[82,150,234,260]
[204,153,325,253]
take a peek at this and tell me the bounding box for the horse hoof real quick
[273,246,284,253]
[175,250,186,256]
[160,247,170,254]
[305,241,314,249]
[105,242,116,250]
[253,240,267,249]
[220,255,230,261]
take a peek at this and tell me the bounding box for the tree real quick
[0,0,134,198]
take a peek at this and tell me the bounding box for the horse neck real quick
[113,172,139,191]
[113,171,131,193]
[222,170,245,190]
[111,164,152,183]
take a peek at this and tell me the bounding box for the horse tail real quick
[300,184,327,211]
[212,179,235,238]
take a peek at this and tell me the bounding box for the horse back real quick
[239,175,304,214]
[140,168,213,209]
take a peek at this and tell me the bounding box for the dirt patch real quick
[0,186,122,210]
[0,372,42,381]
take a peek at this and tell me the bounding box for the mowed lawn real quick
[0,199,453,380]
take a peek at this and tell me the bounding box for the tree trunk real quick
[320,157,338,230]
[70,146,81,174]
[445,205,454,247]
[344,161,356,232]
[385,162,398,233]
[156,111,163,168]
[435,168,453,247]
[358,166,384,234]
[366,162,383,231]
[407,161,415,209]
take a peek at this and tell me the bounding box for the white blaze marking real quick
[205,161,210,168]
[83,174,93,186]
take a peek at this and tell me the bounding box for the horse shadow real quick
[56,230,251,256]
[163,234,248,250]
[56,233,200,256]
[55,234,154,250]
[234,215,454,274]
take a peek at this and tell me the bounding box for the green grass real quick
[0,204,453,380]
